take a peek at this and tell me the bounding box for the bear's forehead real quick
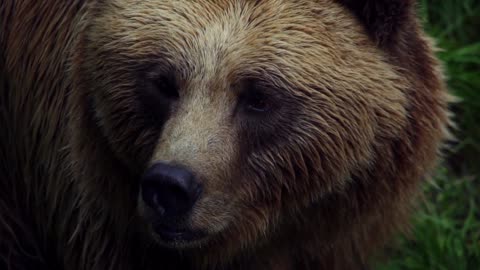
[88,0,401,96]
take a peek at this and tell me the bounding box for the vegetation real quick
[376,0,480,269]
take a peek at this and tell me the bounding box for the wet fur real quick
[0,1,451,270]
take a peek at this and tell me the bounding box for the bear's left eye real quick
[239,81,272,114]
[245,92,270,112]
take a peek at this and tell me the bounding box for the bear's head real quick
[69,0,444,266]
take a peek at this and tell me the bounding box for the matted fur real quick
[0,1,451,269]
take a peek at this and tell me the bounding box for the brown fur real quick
[0,1,451,270]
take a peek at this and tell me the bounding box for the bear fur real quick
[0,0,450,269]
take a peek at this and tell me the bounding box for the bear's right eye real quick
[136,73,179,127]
[153,75,179,100]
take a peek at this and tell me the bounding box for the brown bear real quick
[0,0,451,269]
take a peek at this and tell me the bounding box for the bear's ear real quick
[338,0,415,46]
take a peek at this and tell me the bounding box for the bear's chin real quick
[150,223,210,249]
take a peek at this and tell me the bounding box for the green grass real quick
[376,169,480,270]
[375,1,480,269]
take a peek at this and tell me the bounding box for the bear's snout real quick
[141,162,202,221]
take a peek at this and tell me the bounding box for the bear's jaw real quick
[153,223,207,245]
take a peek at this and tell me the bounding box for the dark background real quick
[376,0,480,269]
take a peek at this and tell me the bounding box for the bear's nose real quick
[141,162,202,219]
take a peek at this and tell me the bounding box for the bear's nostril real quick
[141,162,202,219]
[151,192,166,216]
[143,181,191,216]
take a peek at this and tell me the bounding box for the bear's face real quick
[75,0,409,252]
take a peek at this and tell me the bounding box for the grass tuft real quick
[376,169,480,270]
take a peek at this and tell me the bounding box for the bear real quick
[0,0,451,269]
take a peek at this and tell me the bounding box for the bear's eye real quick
[153,75,179,100]
[137,72,179,126]
[240,81,272,114]
[244,91,270,112]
